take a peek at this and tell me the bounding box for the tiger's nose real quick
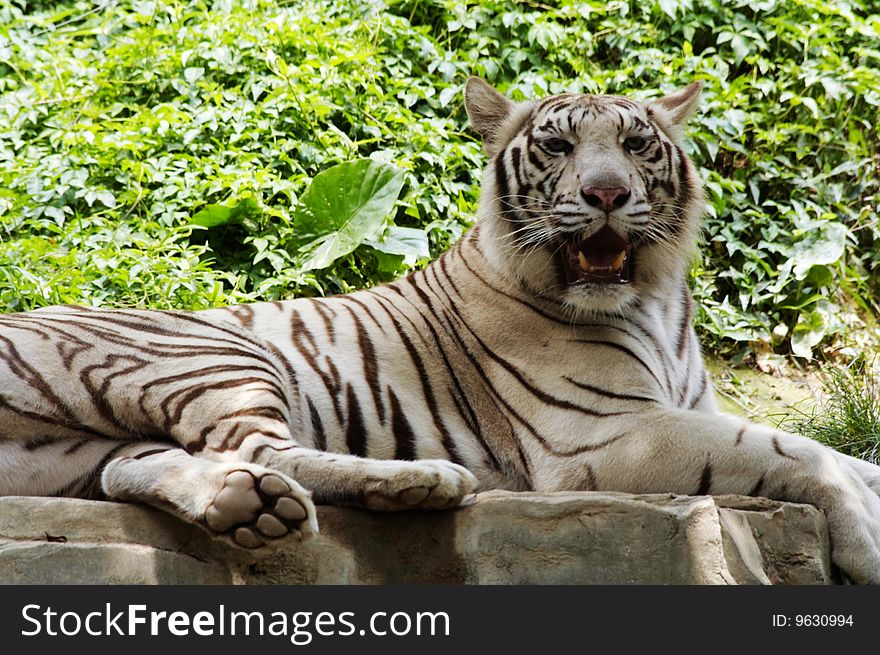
[581,186,631,212]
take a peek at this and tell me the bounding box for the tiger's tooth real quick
[578,251,589,271]
[613,250,626,270]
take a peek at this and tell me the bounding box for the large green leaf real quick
[294,160,405,271]
[365,226,430,265]
[790,222,848,280]
[365,226,431,274]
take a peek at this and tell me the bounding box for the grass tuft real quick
[781,360,880,465]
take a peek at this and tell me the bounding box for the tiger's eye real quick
[540,137,573,155]
[623,135,648,151]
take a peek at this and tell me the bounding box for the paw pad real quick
[205,469,313,548]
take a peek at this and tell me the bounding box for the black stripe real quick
[41,308,270,355]
[437,249,463,299]
[696,461,713,495]
[264,340,299,404]
[494,149,514,219]
[52,471,96,498]
[772,436,797,461]
[80,354,151,435]
[309,299,336,344]
[568,338,666,395]
[388,387,417,461]
[306,397,327,451]
[437,316,631,458]
[526,148,548,172]
[23,435,60,450]
[27,315,284,383]
[225,304,254,328]
[454,315,631,419]
[607,97,638,110]
[222,428,287,452]
[686,370,709,409]
[289,309,344,422]
[341,295,387,336]
[433,307,531,476]
[77,442,131,500]
[0,394,105,438]
[563,377,657,403]
[674,143,692,221]
[748,475,765,497]
[662,140,675,195]
[538,95,575,113]
[645,142,664,163]
[510,146,523,187]
[344,383,367,458]
[577,318,670,381]
[216,405,288,424]
[64,438,92,455]
[583,464,598,491]
[624,314,674,395]
[676,357,693,407]
[343,305,386,425]
[676,283,692,359]
[131,447,174,460]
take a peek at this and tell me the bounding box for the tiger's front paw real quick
[807,454,880,584]
[826,506,880,585]
[361,459,478,511]
[204,468,318,549]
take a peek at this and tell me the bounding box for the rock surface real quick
[0,491,836,584]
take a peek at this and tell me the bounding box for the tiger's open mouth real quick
[558,225,633,286]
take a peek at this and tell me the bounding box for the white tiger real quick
[1,77,879,583]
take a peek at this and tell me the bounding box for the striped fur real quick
[2,78,880,582]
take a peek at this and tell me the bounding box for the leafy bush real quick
[1,0,879,359]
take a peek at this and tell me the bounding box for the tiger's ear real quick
[647,82,702,134]
[465,77,515,155]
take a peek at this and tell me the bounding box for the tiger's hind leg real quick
[100,443,318,549]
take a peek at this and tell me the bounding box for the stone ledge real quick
[0,491,836,584]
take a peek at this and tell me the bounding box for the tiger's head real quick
[465,77,705,315]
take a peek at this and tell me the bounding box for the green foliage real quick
[0,0,480,309]
[1,0,879,358]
